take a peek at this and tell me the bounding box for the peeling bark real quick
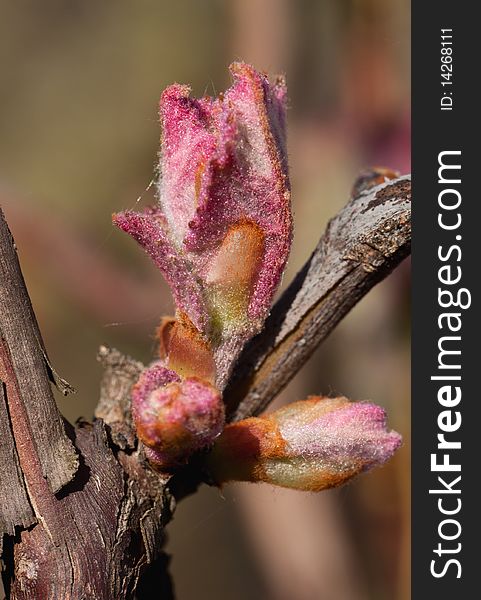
[0,210,174,599]
[0,210,78,494]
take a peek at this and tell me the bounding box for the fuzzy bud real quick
[206,396,402,491]
[114,62,292,387]
[132,363,225,469]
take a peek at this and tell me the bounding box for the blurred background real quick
[0,1,410,599]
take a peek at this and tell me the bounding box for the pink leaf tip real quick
[114,63,292,387]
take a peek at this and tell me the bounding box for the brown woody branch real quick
[224,174,411,421]
[0,209,78,496]
[0,209,174,600]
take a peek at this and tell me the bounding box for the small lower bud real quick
[132,364,225,469]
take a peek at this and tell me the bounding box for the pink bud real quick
[206,396,402,491]
[132,363,225,469]
[114,63,292,387]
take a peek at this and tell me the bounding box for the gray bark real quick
[224,175,411,420]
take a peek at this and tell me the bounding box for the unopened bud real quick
[206,396,402,491]
[132,363,225,469]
